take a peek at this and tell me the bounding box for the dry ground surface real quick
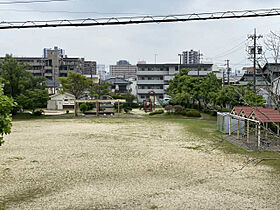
[0,116,280,209]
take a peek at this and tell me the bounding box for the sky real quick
[0,0,280,71]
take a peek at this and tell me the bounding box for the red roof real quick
[232,106,280,123]
[250,107,280,123]
[232,106,243,115]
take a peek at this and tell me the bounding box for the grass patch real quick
[152,114,280,173]
[183,146,202,150]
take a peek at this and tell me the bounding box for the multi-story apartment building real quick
[97,64,107,81]
[182,50,201,64]
[110,60,137,79]
[2,47,96,92]
[136,63,213,103]
[83,61,97,75]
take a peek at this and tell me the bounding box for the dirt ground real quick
[0,117,279,209]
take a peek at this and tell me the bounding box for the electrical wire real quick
[212,39,248,59]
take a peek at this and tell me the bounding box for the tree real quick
[0,88,15,146]
[79,103,88,114]
[168,68,265,110]
[123,92,137,104]
[0,55,46,98]
[88,81,110,99]
[59,73,91,116]
[264,31,280,63]
[16,89,49,113]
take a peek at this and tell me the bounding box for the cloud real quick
[0,0,280,70]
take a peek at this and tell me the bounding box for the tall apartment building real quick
[182,50,201,64]
[3,47,96,87]
[136,63,213,103]
[83,61,97,75]
[110,60,137,79]
[97,64,107,81]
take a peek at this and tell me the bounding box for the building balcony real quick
[137,80,164,85]
[137,89,165,94]
[137,71,169,76]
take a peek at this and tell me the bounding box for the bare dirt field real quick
[0,117,280,209]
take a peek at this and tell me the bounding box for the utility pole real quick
[248,28,263,92]
[198,51,203,64]
[225,60,230,85]
[178,54,182,65]
[154,54,158,64]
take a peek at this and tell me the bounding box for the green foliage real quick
[168,68,265,110]
[88,81,110,99]
[33,110,44,116]
[0,88,15,146]
[149,109,164,116]
[0,55,46,98]
[59,73,91,99]
[123,92,137,104]
[16,89,49,113]
[80,103,88,114]
[180,109,201,117]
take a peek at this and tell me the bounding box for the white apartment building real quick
[136,63,214,103]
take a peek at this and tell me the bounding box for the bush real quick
[131,103,140,109]
[185,110,201,117]
[164,105,173,113]
[80,103,88,114]
[149,109,164,116]
[173,105,183,113]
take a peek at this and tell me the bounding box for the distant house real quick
[238,74,269,88]
[105,77,132,94]
[47,92,75,110]
[256,88,274,108]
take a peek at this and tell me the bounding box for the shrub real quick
[80,103,88,114]
[131,103,140,109]
[149,109,164,116]
[185,110,201,117]
[173,105,183,113]
[65,110,69,114]
[164,105,173,113]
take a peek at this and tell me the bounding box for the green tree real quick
[200,72,222,108]
[59,73,91,99]
[59,73,91,116]
[79,103,88,114]
[16,89,49,113]
[0,55,46,98]
[0,88,15,146]
[123,92,137,104]
[88,81,110,99]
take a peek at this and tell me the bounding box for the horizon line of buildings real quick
[2,46,277,104]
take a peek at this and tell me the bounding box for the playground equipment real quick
[143,91,164,112]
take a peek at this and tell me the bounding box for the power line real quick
[212,40,248,59]
[0,0,69,5]
[0,8,280,30]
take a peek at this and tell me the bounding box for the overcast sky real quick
[0,0,280,71]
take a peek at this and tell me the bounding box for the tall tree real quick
[16,89,49,113]
[0,88,15,146]
[88,81,110,99]
[59,73,91,116]
[59,73,91,99]
[0,55,29,97]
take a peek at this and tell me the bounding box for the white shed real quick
[47,93,75,110]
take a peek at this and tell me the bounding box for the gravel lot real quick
[0,117,279,209]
